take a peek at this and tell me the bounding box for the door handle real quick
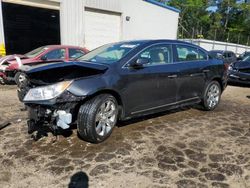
[168,75,177,78]
[190,73,203,77]
[203,69,210,73]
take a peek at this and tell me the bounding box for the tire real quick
[201,81,221,111]
[14,71,26,86]
[77,94,118,143]
[0,76,5,85]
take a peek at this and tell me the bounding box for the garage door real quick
[2,2,60,54]
[85,9,121,50]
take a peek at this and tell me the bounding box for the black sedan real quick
[209,50,237,67]
[228,56,250,85]
[18,40,227,143]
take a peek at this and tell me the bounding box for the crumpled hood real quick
[0,54,27,65]
[21,61,109,85]
[7,58,34,65]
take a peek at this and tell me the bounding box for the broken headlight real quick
[23,81,72,102]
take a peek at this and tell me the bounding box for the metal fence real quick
[181,39,250,56]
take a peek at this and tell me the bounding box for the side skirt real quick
[121,97,201,121]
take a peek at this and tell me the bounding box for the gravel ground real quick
[0,85,250,188]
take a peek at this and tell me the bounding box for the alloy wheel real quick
[18,73,26,85]
[95,100,117,136]
[206,84,220,109]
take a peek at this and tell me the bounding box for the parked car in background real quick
[209,50,237,68]
[237,51,250,60]
[0,54,25,84]
[228,56,250,85]
[0,72,6,84]
[0,45,89,84]
[17,40,227,143]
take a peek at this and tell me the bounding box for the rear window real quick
[69,49,85,59]
[176,45,207,62]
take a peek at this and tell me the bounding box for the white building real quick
[0,0,179,54]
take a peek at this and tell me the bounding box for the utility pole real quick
[192,27,195,41]
[212,29,217,50]
[227,32,230,42]
[225,32,230,51]
[237,33,241,44]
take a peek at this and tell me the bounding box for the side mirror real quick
[41,56,47,61]
[130,58,149,68]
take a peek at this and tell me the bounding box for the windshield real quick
[25,46,47,58]
[242,56,250,62]
[77,43,140,64]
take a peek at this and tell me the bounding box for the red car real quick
[0,45,88,84]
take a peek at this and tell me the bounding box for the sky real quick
[207,6,218,12]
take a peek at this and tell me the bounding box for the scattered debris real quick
[17,119,22,123]
[0,121,11,130]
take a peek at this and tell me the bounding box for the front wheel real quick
[77,94,118,143]
[202,81,221,111]
[14,71,26,86]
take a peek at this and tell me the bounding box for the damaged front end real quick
[25,87,82,133]
[18,61,108,134]
[228,62,250,84]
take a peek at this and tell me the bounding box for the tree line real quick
[157,0,250,45]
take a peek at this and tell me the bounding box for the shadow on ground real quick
[68,171,89,188]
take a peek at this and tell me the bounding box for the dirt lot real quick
[0,85,250,188]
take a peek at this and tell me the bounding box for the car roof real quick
[112,39,205,50]
[119,39,197,45]
[44,45,84,49]
[209,50,234,53]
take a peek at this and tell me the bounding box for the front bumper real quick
[27,103,77,130]
[21,90,86,132]
[0,71,6,79]
[0,69,15,82]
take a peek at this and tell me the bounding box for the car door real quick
[174,44,208,101]
[120,44,177,115]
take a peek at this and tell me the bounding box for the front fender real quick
[67,75,115,97]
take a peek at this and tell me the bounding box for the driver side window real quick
[42,49,66,60]
[138,44,173,65]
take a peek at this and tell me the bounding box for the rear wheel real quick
[77,94,118,143]
[202,81,221,111]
